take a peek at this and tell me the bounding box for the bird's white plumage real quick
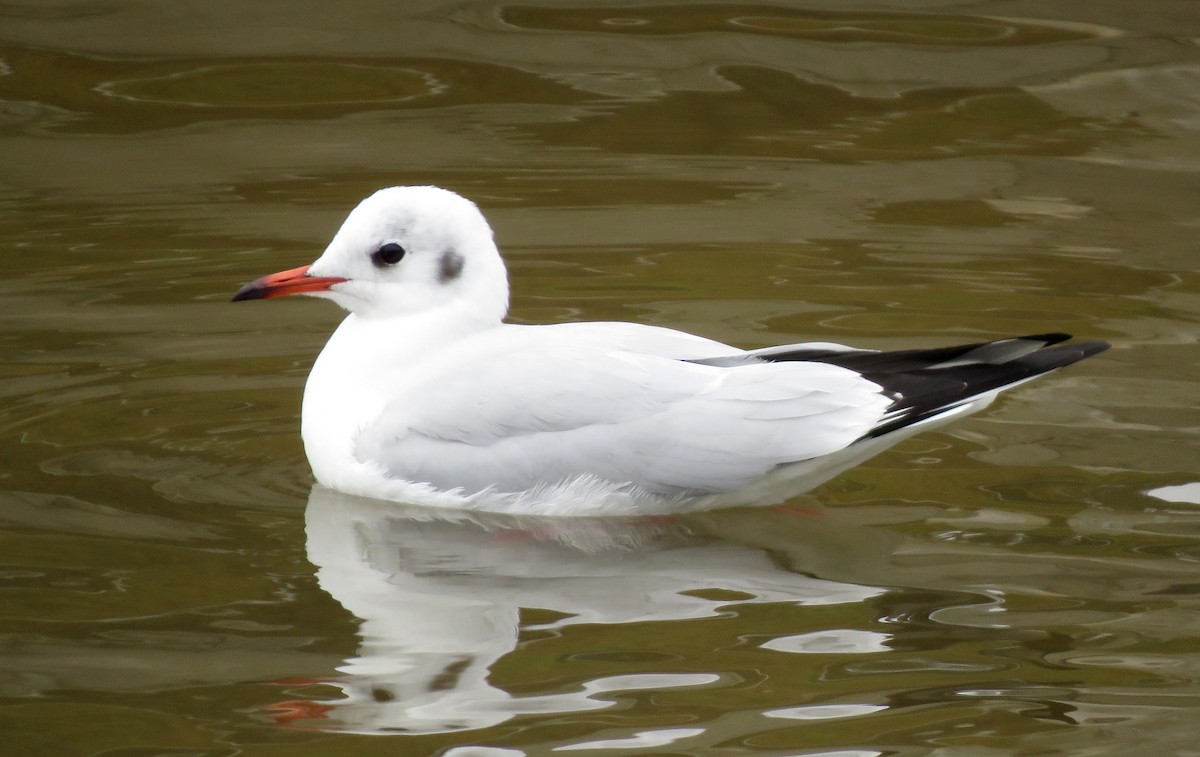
[354,325,890,497]
[234,186,1095,516]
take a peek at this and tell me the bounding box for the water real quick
[2,1,1198,754]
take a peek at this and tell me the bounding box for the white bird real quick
[233,186,1108,516]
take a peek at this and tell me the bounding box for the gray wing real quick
[353,343,890,496]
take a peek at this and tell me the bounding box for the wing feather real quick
[353,340,889,496]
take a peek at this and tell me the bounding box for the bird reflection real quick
[293,485,884,734]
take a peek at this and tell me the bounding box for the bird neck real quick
[300,301,503,485]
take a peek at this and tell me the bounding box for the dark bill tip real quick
[231,281,270,302]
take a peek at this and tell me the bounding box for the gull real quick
[233,186,1109,516]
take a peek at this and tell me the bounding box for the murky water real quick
[2,2,1199,755]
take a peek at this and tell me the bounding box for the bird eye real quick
[372,242,406,267]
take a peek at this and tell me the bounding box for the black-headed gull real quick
[233,186,1109,515]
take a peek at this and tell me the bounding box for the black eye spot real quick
[438,250,464,283]
[372,242,406,267]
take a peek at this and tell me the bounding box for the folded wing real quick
[354,343,890,496]
[354,331,1109,498]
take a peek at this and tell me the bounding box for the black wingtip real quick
[1025,339,1111,371]
[857,335,1110,439]
[1078,339,1112,357]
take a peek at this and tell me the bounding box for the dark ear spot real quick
[438,249,464,283]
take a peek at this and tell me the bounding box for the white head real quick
[233,186,510,323]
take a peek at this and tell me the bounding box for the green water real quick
[2,2,1198,754]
